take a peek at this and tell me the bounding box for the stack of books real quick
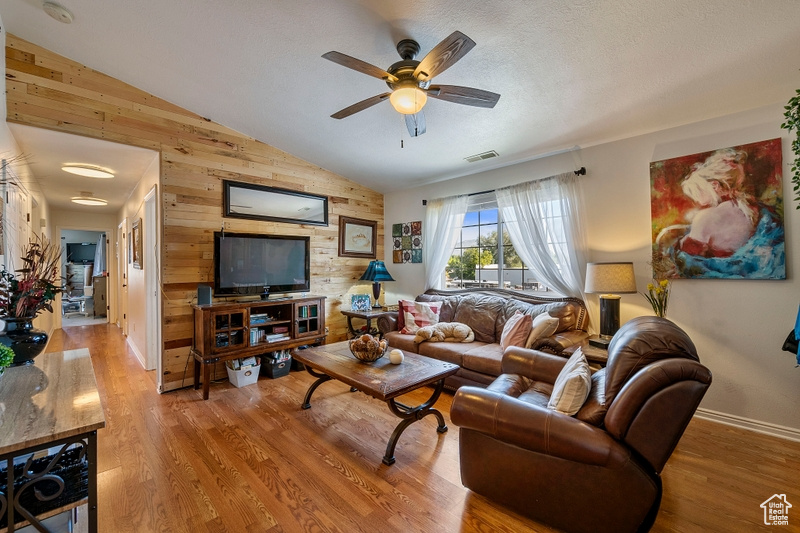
[250,313,272,325]
[266,333,290,343]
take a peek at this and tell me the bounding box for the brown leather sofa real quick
[377,288,589,390]
[450,316,712,533]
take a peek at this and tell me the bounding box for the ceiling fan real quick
[323,31,500,137]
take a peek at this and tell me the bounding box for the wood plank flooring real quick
[45,324,800,532]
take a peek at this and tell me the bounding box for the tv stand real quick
[191,296,326,400]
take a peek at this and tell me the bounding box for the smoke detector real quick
[43,2,74,24]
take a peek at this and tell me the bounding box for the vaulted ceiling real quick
[2,0,800,194]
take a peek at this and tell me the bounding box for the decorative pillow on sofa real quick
[399,300,442,334]
[547,348,591,416]
[525,312,560,348]
[500,311,533,350]
[397,300,406,331]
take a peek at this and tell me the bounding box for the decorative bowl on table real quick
[349,334,389,362]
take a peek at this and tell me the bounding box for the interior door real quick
[118,219,129,335]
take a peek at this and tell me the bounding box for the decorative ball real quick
[389,349,404,365]
[349,334,388,362]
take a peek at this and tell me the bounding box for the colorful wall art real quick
[392,221,422,263]
[649,138,784,279]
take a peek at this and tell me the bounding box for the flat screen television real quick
[67,242,96,263]
[213,232,310,297]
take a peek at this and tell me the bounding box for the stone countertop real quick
[0,348,106,456]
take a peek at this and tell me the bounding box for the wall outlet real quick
[325,327,329,334]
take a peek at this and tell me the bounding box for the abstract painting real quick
[649,138,784,279]
[392,221,422,263]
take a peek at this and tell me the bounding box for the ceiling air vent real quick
[465,150,499,163]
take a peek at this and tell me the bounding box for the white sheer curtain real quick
[423,194,469,290]
[93,233,106,275]
[495,172,588,299]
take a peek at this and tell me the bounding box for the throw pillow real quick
[397,300,407,331]
[547,348,591,416]
[500,311,533,350]
[525,312,560,348]
[400,300,442,334]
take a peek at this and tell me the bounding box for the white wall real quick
[1,15,56,335]
[118,154,159,369]
[384,102,800,432]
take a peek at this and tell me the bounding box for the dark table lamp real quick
[359,260,395,309]
[584,262,637,348]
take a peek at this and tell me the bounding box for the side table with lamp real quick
[358,260,395,309]
[344,260,396,338]
[584,262,637,349]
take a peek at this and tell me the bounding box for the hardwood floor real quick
[46,325,800,532]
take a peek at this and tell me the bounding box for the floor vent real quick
[465,150,499,163]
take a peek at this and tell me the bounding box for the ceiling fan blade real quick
[322,51,398,83]
[330,93,391,119]
[405,111,426,137]
[428,85,500,108]
[413,31,476,81]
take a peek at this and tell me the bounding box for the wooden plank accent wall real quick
[5,34,384,391]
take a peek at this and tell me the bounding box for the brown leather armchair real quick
[450,316,712,533]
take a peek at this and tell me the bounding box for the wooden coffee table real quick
[292,341,459,465]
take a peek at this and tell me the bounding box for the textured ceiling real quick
[2,0,800,193]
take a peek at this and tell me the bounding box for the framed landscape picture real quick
[338,216,376,258]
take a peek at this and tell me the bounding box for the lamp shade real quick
[389,84,427,115]
[359,260,395,283]
[584,262,636,294]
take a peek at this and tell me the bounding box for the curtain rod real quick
[422,167,586,206]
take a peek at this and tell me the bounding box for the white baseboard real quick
[695,408,800,443]
[126,337,146,369]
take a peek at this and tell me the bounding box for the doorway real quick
[60,229,110,328]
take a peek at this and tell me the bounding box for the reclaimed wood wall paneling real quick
[5,35,384,391]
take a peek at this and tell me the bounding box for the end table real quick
[564,335,609,367]
[341,308,394,338]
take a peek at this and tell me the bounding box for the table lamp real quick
[359,260,395,308]
[584,262,637,348]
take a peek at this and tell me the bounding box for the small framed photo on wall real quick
[132,218,143,269]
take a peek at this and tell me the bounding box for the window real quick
[445,194,549,291]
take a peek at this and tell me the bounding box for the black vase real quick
[1,317,49,366]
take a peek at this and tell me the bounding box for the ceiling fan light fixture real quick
[389,85,427,115]
[62,164,115,179]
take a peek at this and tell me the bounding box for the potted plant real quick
[0,234,65,366]
[781,87,800,209]
[0,344,14,377]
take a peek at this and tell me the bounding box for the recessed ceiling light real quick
[43,2,73,24]
[71,196,108,206]
[62,165,115,179]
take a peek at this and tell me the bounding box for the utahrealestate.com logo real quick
[761,494,792,526]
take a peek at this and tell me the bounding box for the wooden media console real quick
[192,296,326,399]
